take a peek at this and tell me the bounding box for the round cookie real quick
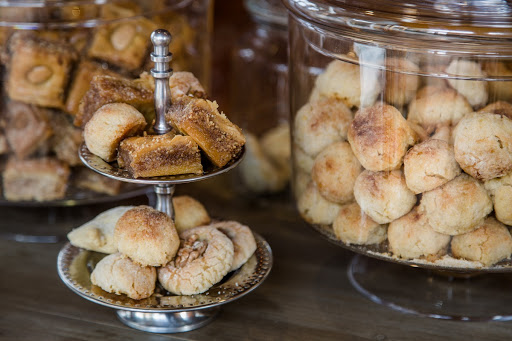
[210,221,257,272]
[451,217,512,266]
[294,96,352,156]
[84,103,147,162]
[430,124,454,145]
[294,144,315,174]
[482,61,512,102]
[260,123,291,170]
[478,101,512,120]
[384,57,420,107]
[484,172,512,225]
[419,174,492,235]
[332,202,387,245]
[90,253,156,300]
[173,195,211,233]
[348,103,417,171]
[312,141,362,204]
[114,206,180,266]
[294,170,311,198]
[407,86,472,129]
[404,139,461,194]
[388,208,451,260]
[309,58,381,109]
[446,59,488,109]
[158,226,234,295]
[353,170,417,224]
[297,181,341,225]
[453,112,512,181]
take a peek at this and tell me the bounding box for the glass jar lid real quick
[284,0,512,57]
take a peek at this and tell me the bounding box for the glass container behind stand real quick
[229,0,291,195]
[285,0,512,320]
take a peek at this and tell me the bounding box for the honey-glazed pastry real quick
[4,101,53,159]
[388,208,451,260]
[168,71,207,101]
[158,226,234,295]
[384,57,420,107]
[73,168,123,196]
[484,172,512,225]
[445,59,488,109]
[347,103,417,171]
[294,96,352,157]
[83,103,147,162]
[49,112,83,166]
[478,100,512,119]
[260,123,291,171]
[482,61,512,102]
[297,181,341,225]
[332,202,387,245]
[353,170,416,224]
[88,17,157,72]
[453,112,512,181]
[65,60,120,116]
[167,98,245,168]
[91,253,156,300]
[67,206,134,254]
[210,221,257,272]
[312,141,362,204]
[75,74,154,128]
[310,58,381,109]
[404,139,461,194]
[173,195,211,233]
[419,174,492,235]
[114,206,180,267]
[293,144,315,174]
[239,132,289,193]
[407,86,472,129]
[5,32,78,108]
[3,157,70,201]
[117,133,203,178]
[451,217,512,266]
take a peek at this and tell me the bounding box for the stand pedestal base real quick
[348,255,512,321]
[116,307,221,333]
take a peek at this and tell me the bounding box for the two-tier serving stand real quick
[57,29,273,333]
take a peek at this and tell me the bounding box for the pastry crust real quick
[333,202,387,245]
[348,103,417,171]
[114,206,180,267]
[84,103,147,162]
[73,167,123,196]
[118,133,203,178]
[49,112,83,166]
[168,71,207,101]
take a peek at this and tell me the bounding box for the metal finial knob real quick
[150,29,173,135]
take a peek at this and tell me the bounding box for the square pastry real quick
[6,32,78,108]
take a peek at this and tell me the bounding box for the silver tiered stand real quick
[57,29,272,333]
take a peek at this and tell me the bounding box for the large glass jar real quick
[229,0,290,195]
[285,0,512,269]
[0,0,212,203]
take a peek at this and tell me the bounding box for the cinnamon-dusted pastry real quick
[294,97,352,157]
[167,98,245,168]
[173,195,211,233]
[118,133,203,178]
[67,206,133,254]
[88,17,157,72]
[297,181,341,225]
[333,202,387,245]
[404,139,461,194]
[6,32,78,108]
[484,172,512,225]
[73,168,123,196]
[114,206,180,267]
[210,221,257,272]
[419,174,492,235]
[65,60,120,116]
[91,253,156,300]
[384,57,420,107]
[348,103,417,171]
[75,74,154,127]
[353,170,416,224]
[49,112,82,166]
[453,112,512,181]
[4,101,53,159]
[478,101,512,119]
[158,226,234,295]
[388,208,451,260]
[445,59,488,109]
[3,157,70,201]
[451,217,512,266]
[168,71,207,101]
[84,103,147,162]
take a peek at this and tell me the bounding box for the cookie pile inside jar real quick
[294,51,512,267]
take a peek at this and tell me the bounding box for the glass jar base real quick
[348,254,512,321]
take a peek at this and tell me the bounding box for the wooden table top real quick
[0,176,510,341]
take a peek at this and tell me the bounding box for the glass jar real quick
[229,0,290,195]
[0,0,212,203]
[285,0,512,268]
